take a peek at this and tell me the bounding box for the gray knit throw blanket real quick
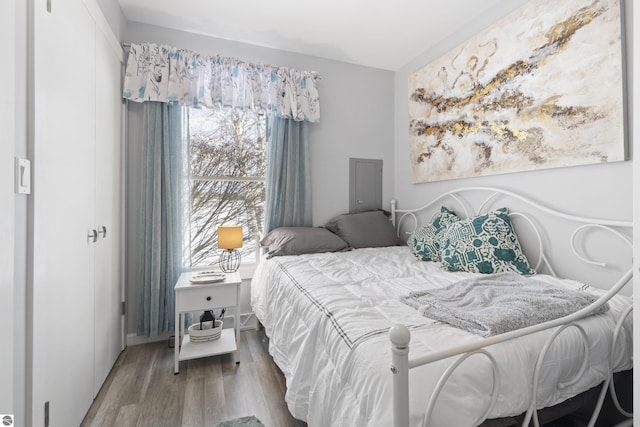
[401,272,608,337]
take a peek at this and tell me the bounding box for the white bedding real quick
[251,246,633,427]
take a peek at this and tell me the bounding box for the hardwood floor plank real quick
[221,354,248,421]
[235,348,273,425]
[181,377,205,427]
[201,358,227,426]
[245,330,297,427]
[133,342,160,401]
[81,331,307,427]
[113,404,139,427]
[135,342,186,427]
[84,362,137,426]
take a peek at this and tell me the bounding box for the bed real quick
[251,187,633,427]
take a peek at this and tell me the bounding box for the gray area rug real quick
[215,416,265,427]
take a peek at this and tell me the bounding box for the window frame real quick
[187,107,267,271]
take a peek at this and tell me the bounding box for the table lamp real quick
[218,224,243,272]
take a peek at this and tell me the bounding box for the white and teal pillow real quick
[407,207,459,262]
[439,208,535,275]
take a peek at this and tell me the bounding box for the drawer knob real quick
[206,296,212,301]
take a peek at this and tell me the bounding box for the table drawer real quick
[176,283,237,312]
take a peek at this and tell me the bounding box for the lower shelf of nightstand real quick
[178,328,237,362]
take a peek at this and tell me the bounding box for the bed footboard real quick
[390,309,632,427]
[390,326,411,427]
[390,186,633,427]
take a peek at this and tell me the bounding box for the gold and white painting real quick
[408,0,625,183]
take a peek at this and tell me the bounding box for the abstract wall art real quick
[408,0,625,183]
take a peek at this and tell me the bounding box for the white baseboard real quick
[126,312,258,346]
[126,332,173,346]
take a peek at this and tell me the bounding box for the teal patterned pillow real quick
[408,207,458,261]
[440,208,535,275]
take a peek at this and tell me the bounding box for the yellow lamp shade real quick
[218,225,243,250]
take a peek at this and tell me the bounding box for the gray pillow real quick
[324,210,399,248]
[260,227,348,258]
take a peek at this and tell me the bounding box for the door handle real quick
[87,229,98,243]
[98,225,107,239]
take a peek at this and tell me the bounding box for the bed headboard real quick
[390,186,632,294]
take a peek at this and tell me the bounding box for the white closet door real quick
[93,26,123,396]
[31,0,96,425]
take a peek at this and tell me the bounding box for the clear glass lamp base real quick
[219,249,241,272]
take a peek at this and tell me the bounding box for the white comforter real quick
[250,246,633,427]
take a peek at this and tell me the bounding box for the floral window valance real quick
[123,43,320,123]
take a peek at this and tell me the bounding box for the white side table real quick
[174,271,242,374]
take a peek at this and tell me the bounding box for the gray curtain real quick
[264,115,312,233]
[138,101,187,338]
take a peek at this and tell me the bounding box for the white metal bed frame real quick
[388,187,633,427]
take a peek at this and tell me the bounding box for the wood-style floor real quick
[81,330,307,427]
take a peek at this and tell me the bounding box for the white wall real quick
[123,22,394,336]
[393,0,634,289]
[94,0,125,40]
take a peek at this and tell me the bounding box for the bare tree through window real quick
[189,107,266,267]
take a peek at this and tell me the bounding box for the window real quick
[188,106,267,267]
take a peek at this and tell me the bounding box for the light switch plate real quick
[15,158,31,194]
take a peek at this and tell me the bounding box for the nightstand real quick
[174,271,242,374]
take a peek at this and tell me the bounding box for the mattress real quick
[250,246,633,427]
